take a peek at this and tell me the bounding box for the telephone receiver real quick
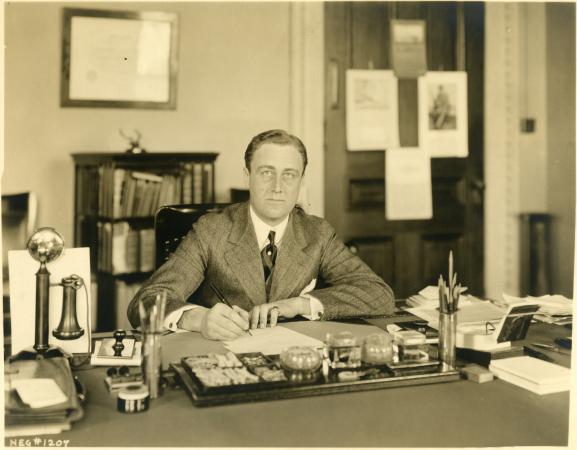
[51,274,85,340]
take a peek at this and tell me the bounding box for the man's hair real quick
[244,129,308,174]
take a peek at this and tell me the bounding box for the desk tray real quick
[170,352,460,407]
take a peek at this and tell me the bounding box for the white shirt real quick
[164,205,324,331]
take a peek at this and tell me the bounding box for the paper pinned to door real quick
[346,70,399,151]
[385,147,433,220]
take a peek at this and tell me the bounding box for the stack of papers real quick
[406,285,472,308]
[502,294,572,324]
[489,356,571,395]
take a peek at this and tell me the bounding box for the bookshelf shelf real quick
[72,152,218,331]
[76,214,157,223]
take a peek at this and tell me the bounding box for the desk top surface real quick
[6,320,573,447]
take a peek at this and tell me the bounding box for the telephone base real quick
[9,346,69,362]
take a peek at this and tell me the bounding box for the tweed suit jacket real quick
[127,202,394,327]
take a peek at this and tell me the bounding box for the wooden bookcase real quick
[71,152,218,331]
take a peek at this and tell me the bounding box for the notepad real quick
[489,356,571,395]
[12,378,68,408]
[224,327,323,355]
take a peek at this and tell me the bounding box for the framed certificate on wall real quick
[61,8,179,109]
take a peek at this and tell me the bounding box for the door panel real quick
[325,2,484,299]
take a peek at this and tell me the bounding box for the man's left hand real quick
[249,297,310,329]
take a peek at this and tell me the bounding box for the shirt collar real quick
[249,204,289,250]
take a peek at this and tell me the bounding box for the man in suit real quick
[128,129,394,340]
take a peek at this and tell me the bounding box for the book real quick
[111,222,130,274]
[5,421,72,437]
[489,356,570,395]
[112,168,126,218]
[193,163,203,204]
[182,164,193,203]
[125,228,140,272]
[150,180,162,215]
[457,346,524,367]
[139,228,155,272]
[203,163,213,203]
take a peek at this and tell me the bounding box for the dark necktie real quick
[261,230,278,281]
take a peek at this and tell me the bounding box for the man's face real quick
[245,143,304,226]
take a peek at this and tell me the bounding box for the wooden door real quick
[324,2,484,298]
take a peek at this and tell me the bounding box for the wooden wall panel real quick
[426,2,457,70]
[421,234,465,287]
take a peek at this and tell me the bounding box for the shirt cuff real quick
[300,294,324,321]
[164,305,199,332]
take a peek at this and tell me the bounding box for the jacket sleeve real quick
[307,223,395,319]
[126,220,209,328]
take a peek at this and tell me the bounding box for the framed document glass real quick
[61,8,178,109]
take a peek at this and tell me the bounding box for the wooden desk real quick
[6,321,571,447]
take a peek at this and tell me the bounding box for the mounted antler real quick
[119,129,146,153]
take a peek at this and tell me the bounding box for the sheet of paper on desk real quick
[224,327,323,355]
[406,301,505,330]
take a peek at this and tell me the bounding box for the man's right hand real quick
[178,303,250,341]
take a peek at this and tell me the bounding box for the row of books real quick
[97,163,214,218]
[76,166,100,216]
[97,222,155,274]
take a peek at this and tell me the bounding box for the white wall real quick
[485,2,575,299]
[3,2,324,245]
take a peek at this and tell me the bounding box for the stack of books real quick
[4,357,83,437]
[489,356,571,395]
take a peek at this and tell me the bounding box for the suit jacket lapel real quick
[224,203,267,306]
[269,211,310,302]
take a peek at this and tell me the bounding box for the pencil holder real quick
[438,310,457,367]
[142,331,163,399]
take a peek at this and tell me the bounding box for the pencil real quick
[209,282,252,336]
[449,250,454,291]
